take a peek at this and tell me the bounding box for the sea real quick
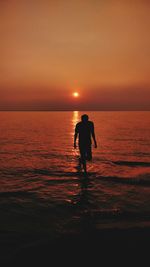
[0,111,150,261]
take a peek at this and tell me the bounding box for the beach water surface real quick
[0,111,150,262]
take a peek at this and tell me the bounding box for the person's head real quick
[81,114,89,123]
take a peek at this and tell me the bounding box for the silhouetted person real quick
[74,114,97,174]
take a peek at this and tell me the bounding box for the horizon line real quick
[0,109,150,112]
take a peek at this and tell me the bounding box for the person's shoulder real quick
[88,121,94,126]
[76,121,81,128]
[88,121,94,129]
[76,121,81,126]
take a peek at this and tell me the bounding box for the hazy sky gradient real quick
[0,0,150,110]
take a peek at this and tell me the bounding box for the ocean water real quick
[0,111,150,249]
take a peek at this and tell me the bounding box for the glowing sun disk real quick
[73,92,79,97]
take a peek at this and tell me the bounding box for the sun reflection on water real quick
[71,111,79,157]
[72,111,79,128]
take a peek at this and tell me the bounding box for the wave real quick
[1,166,150,187]
[0,168,97,178]
[29,169,150,186]
[112,161,150,167]
[99,175,150,186]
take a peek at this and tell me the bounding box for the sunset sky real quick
[0,0,150,110]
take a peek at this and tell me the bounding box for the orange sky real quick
[0,0,150,110]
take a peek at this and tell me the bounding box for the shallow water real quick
[0,111,150,240]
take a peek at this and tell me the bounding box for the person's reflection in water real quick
[74,114,97,174]
[78,178,91,206]
[76,178,96,232]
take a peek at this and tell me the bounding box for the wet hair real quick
[81,114,89,122]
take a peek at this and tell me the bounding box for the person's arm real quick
[91,122,97,148]
[74,125,78,149]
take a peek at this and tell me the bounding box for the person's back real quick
[75,120,94,147]
[74,114,97,174]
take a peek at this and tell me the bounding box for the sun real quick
[73,92,79,97]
